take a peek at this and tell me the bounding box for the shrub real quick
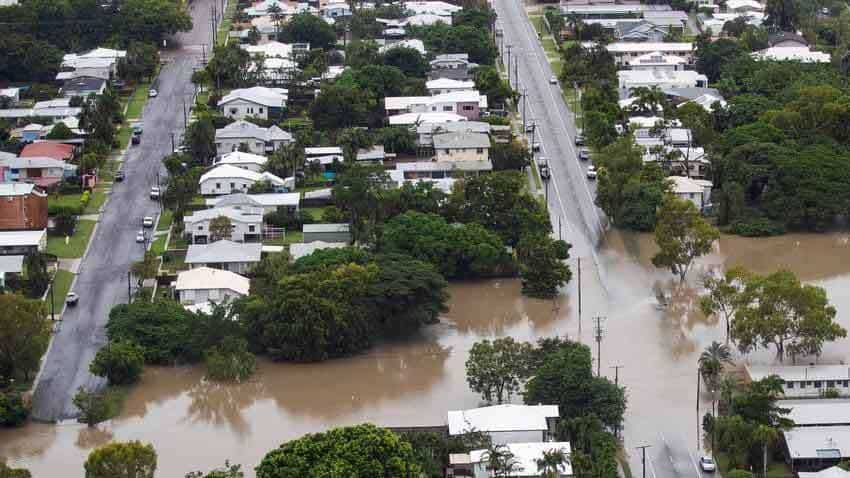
[205,337,256,382]
[80,190,91,207]
[728,216,786,237]
[90,341,145,385]
[0,391,30,427]
[53,212,77,237]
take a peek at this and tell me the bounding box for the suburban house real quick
[433,131,490,162]
[667,176,712,210]
[417,121,491,148]
[184,206,264,244]
[428,53,477,81]
[447,404,560,445]
[0,88,21,105]
[384,91,488,121]
[628,51,687,71]
[394,159,493,179]
[0,183,48,231]
[303,223,351,244]
[747,364,850,398]
[61,47,125,75]
[784,426,850,471]
[20,124,46,143]
[0,255,23,288]
[426,78,476,96]
[214,151,268,172]
[784,400,850,428]
[243,41,310,60]
[20,142,75,162]
[289,241,347,261]
[60,76,107,98]
[389,112,468,125]
[561,3,668,20]
[199,164,287,196]
[0,156,77,187]
[618,70,708,91]
[174,267,250,305]
[451,442,573,478]
[207,192,301,214]
[800,467,850,478]
[218,86,288,121]
[726,0,764,14]
[605,42,694,66]
[0,229,47,255]
[405,1,462,17]
[214,120,293,156]
[379,39,427,56]
[184,240,263,275]
[0,98,83,123]
[618,22,668,42]
[752,46,831,63]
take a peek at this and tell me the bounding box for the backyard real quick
[46,220,96,258]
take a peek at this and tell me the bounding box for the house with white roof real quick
[385,91,488,120]
[244,41,309,59]
[747,364,850,398]
[215,120,293,156]
[184,240,263,274]
[618,70,708,91]
[668,176,712,209]
[783,399,850,427]
[404,0,461,17]
[184,206,264,244]
[606,42,694,65]
[0,229,47,255]
[218,87,288,120]
[214,151,268,172]
[429,53,477,81]
[725,0,764,13]
[456,442,573,478]
[446,404,560,445]
[379,39,427,56]
[206,192,301,214]
[784,426,850,471]
[200,164,287,196]
[426,78,476,95]
[174,267,250,305]
[752,46,831,63]
[629,51,687,71]
[799,467,850,478]
[396,159,492,179]
[0,88,21,105]
[679,93,727,112]
[388,112,468,125]
[303,223,351,243]
[61,47,126,77]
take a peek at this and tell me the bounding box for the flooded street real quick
[2,231,850,477]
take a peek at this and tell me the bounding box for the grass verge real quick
[47,220,96,258]
[157,209,174,232]
[150,235,167,257]
[49,269,74,318]
[84,189,107,215]
[125,84,150,120]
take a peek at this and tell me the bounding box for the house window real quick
[463,105,474,111]
[786,382,794,389]
[259,107,264,114]
[230,182,235,189]
[814,381,822,388]
[216,182,221,189]
[247,107,253,114]
[249,225,255,232]
[198,226,203,230]
[843,381,849,387]
[443,106,453,111]
[800,382,807,389]
[230,108,238,115]
[476,148,484,154]
[431,107,437,111]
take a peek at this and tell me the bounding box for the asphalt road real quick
[30,0,214,422]
[490,2,715,478]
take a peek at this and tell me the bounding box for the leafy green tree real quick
[202,43,253,89]
[0,34,63,83]
[46,122,74,140]
[205,337,256,382]
[73,388,118,427]
[764,0,800,31]
[516,234,572,298]
[345,40,381,69]
[536,448,568,478]
[382,211,514,279]
[310,84,373,130]
[0,391,29,427]
[118,0,191,43]
[209,216,233,241]
[415,22,497,65]
[652,196,719,281]
[90,341,145,386]
[84,441,157,478]
[256,424,421,478]
[482,444,520,478]
[185,462,244,478]
[731,375,793,429]
[0,294,50,383]
[185,116,217,165]
[280,13,336,49]
[350,65,408,99]
[732,270,846,362]
[130,251,158,289]
[472,65,513,107]
[0,461,31,478]
[490,140,531,171]
[447,171,550,247]
[700,267,752,343]
[381,46,428,77]
[727,470,754,478]
[377,127,416,155]
[524,339,626,431]
[465,338,533,404]
[266,143,305,178]
[695,37,745,83]
[118,41,159,81]
[106,300,207,364]
[23,252,50,299]
[331,164,390,243]
[379,182,446,220]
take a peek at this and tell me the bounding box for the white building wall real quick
[436,148,488,162]
[782,379,850,398]
[189,261,255,275]
[179,287,244,305]
[487,430,545,446]
[200,177,256,195]
[186,218,262,243]
[220,99,270,120]
[216,138,266,155]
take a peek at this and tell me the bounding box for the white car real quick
[525,124,535,133]
[142,216,154,228]
[532,142,540,152]
[150,186,160,200]
[148,88,158,98]
[65,292,79,306]
[136,229,146,243]
[549,76,558,85]
[586,165,597,180]
[579,148,590,161]
[699,456,716,473]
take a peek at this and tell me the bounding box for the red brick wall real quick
[0,193,48,230]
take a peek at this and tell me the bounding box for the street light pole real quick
[593,316,605,377]
[636,445,652,478]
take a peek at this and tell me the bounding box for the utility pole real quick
[127,271,132,303]
[171,132,176,152]
[636,445,651,478]
[183,99,188,128]
[201,43,206,64]
[611,364,624,439]
[577,257,582,332]
[505,44,513,85]
[513,56,518,89]
[593,316,605,377]
[521,87,528,133]
[49,276,55,321]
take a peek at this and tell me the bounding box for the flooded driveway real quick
[2,231,850,477]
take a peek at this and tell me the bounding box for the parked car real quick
[148,88,158,98]
[142,216,154,228]
[150,186,160,200]
[575,131,585,146]
[115,170,125,182]
[586,165,597,180]
[525,124,535,133]
[65,292,79,306]
[549,76,558,85]
[131,131,141,145]
[579,148,590,161]
[699,456,716,473]
[136,229,146,243]
[532,142,541,152]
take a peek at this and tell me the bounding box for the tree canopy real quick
[84,441,157,478]
[0,294,50,383]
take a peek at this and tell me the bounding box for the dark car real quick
[65,292,79,306]
[115,170,125,182]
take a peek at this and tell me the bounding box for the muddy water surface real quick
[2,231,850,477]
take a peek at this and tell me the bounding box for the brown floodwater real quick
[2,231,850,477]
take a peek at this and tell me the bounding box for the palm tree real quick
[753,424,779,478]
[482,444,519,478]
[537,448,568,478]
[699,341,733,393]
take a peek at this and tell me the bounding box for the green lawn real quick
[48,193,84,215]
[47,219,96,258]
[116,125,132,150]
[264,230,304,246]
[150,234,167,257]
[48,269,74,318]
[302,207,327,221]
[157,209,174,231]
[125,84,150,120]
[84,189,107,214]
[216,0,238,46]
